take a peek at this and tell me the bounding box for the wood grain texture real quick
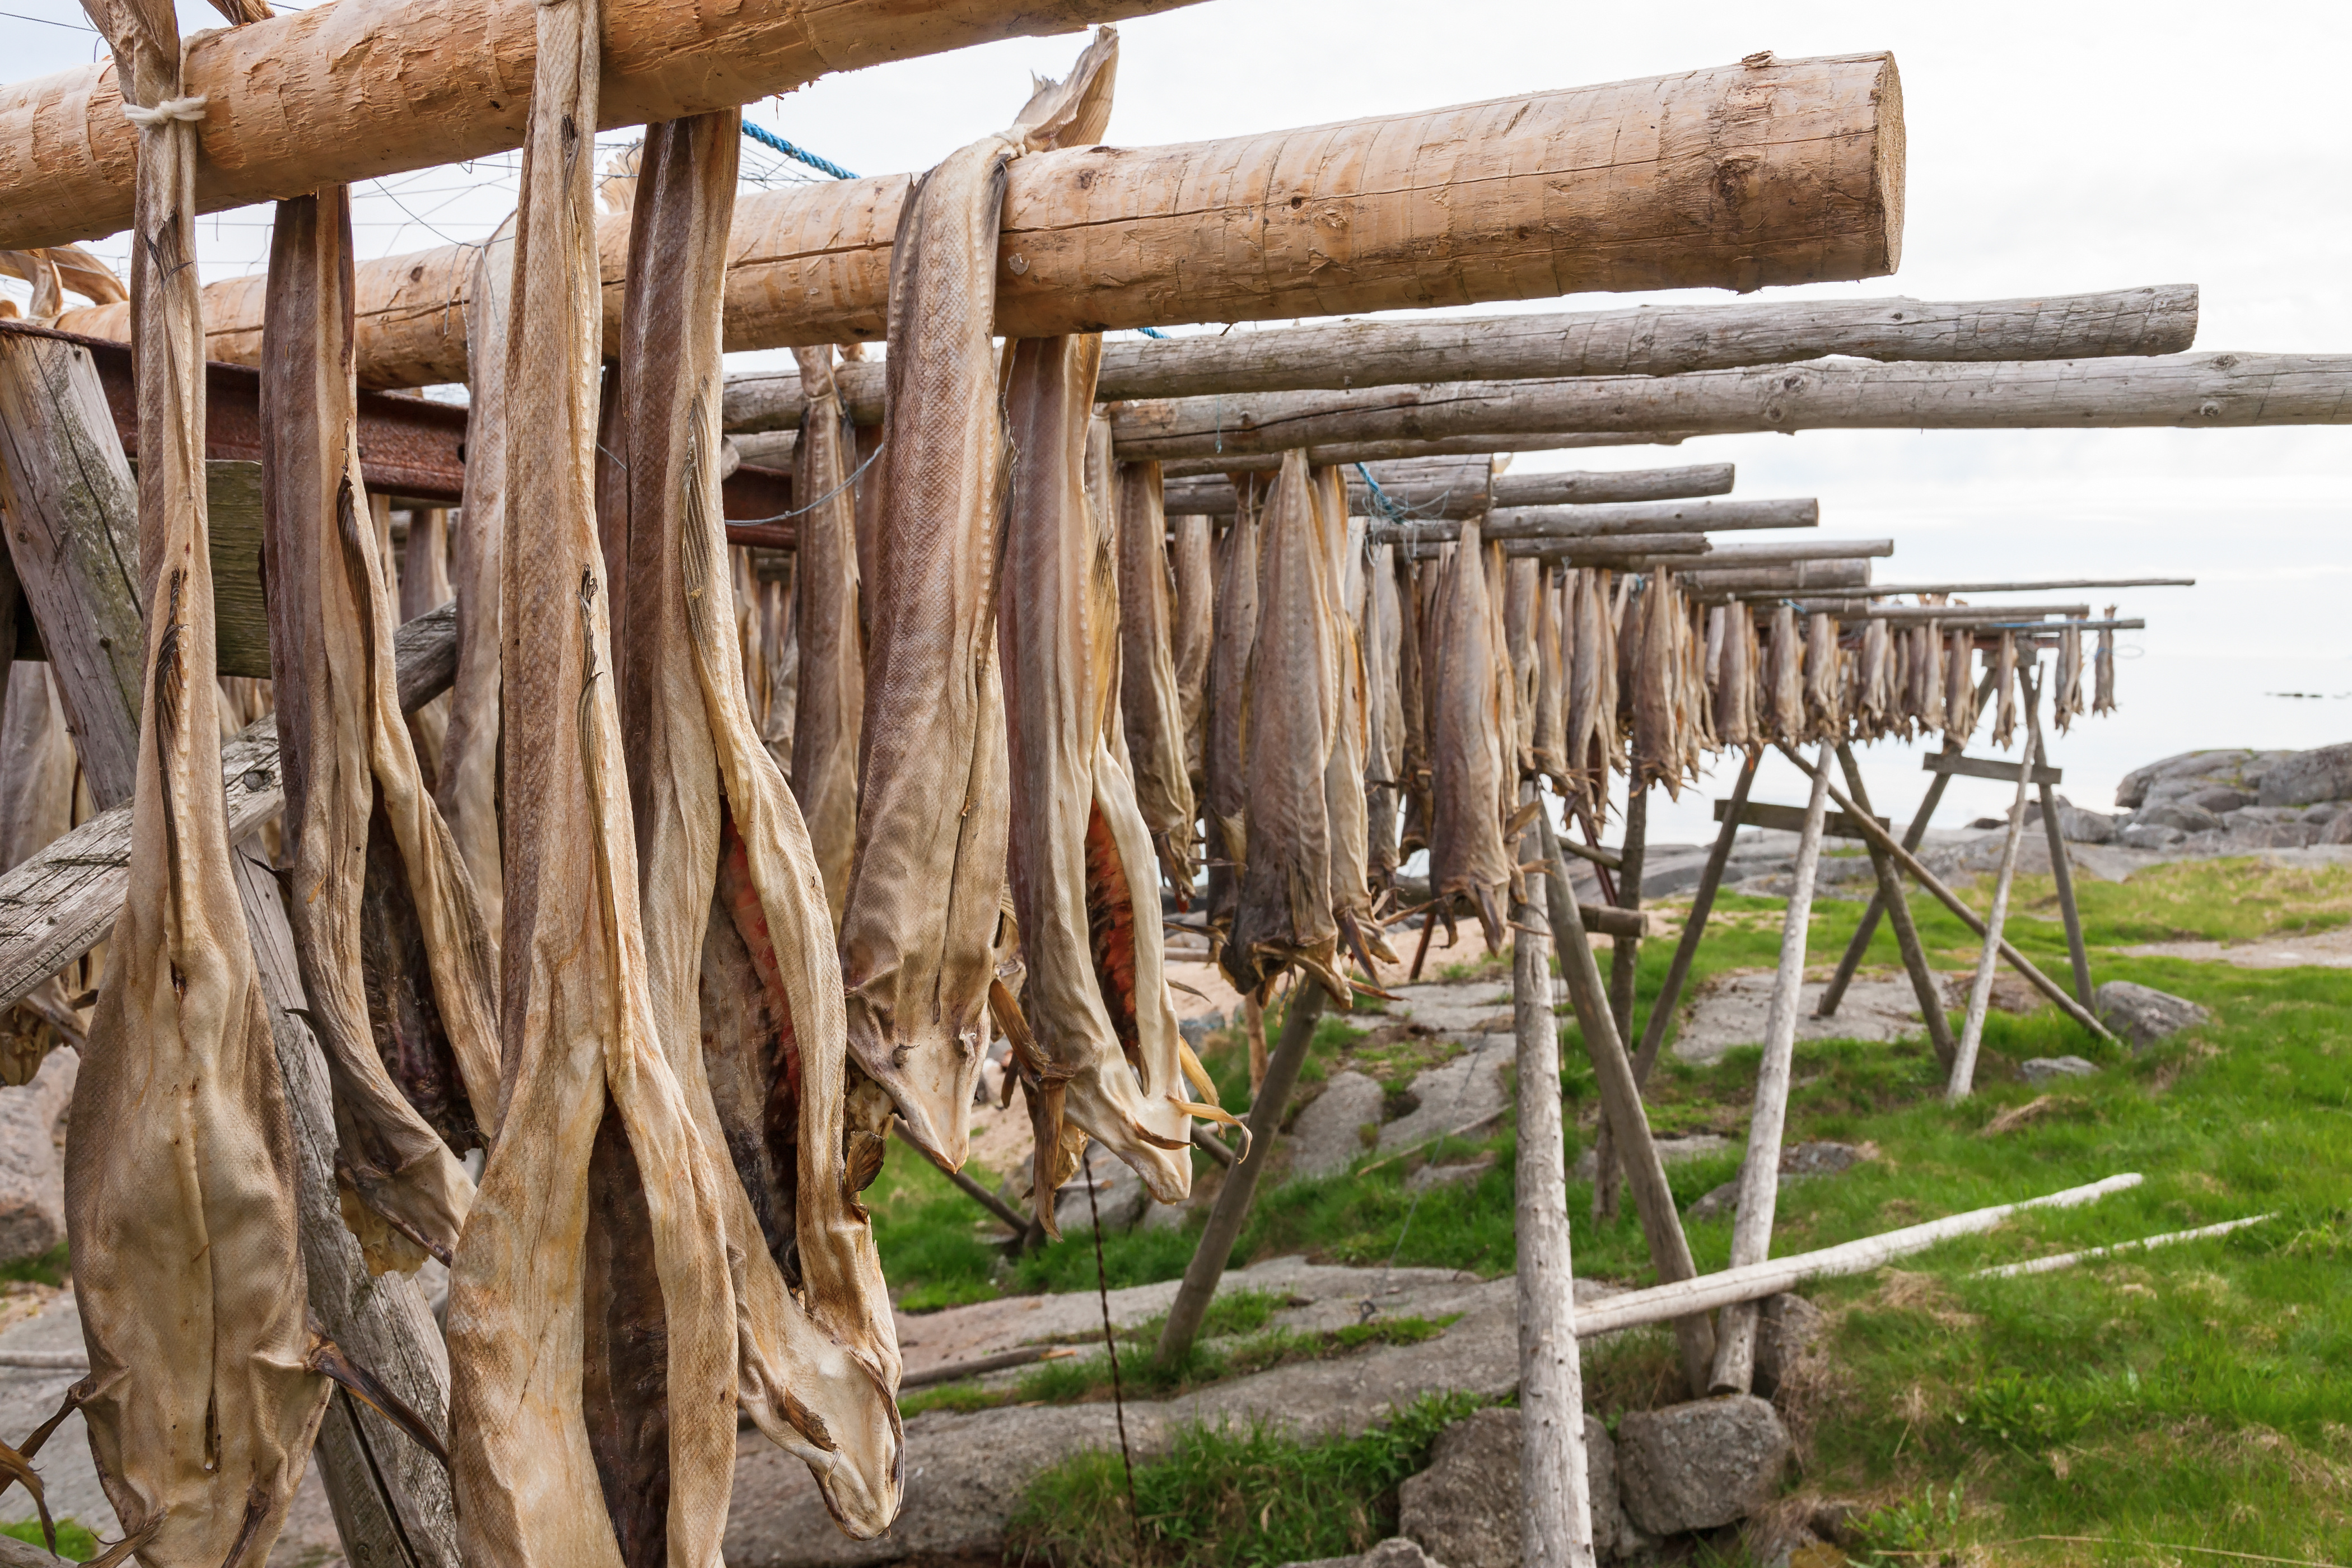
[0,605,455,1014]
[1156,431,1691,477]
[0,0,1194,253]
[1109,352,2352,456]
[64,53,1904,389]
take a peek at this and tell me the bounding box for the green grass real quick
[1005,1390,1491,1568]
[2,1518,99,1561]
[961,855,2352,1564]
[0,1244,71,1289]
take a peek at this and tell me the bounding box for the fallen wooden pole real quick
[1105,353,2352,458]
[1772,744,2118,1043]
[1832,743,1957,1072]
[1511,799,1598,1568]
[1156,981,1332,1365]
[1949,671,2043,1100]
[1575,1174,2144,1336]
[4,0,1198,254]
[1710,746,1833,1394]
[1536,811,1715,1397]
[60,54,1906,386]
[1970,1214,2272,1279]
[899,1345,1078,1391]
[1631,752,1759,1082]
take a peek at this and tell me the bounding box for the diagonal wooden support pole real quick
[1536,811,1714,1397]
[1631,750,1759,1083]
[2023,678,2096,1007]
[1833,744,1957,1073]
[1949,667,2043,1100]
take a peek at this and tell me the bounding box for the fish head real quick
[745,1334,906,1540]
[1062,1056,1193,1204]
[844,998,984,1170]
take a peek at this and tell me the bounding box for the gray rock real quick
[2330,814,2352,846]
[1398,1406,1636,1567]
[1053,1146,1148,1235]
[2138,801,2225,835]
[2020,1056,2100,1081]
[2115,749,2269,810]
[2231,820,2319,849]
[2192,786,2255,814]
[2258,742,2352,808]
[1179,1012,1226,1049]
[1575,1131,1730,1183]
[0,1049,75,1262]
[1752,1292,1829,1403]
[1616,1395,1791,1536]
[1279,1539,1448,1568]
[1289,1070,1387,1178]
[2094,981,2210,1048]
[2026,795,2120,844]
[1405,1152,1496,1193]
[2118,822,2186,852]
[1780,1141,1866,1178]
[1377,1044,1510,1152]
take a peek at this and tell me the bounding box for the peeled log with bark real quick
[1,0,1196,254]
[722,284,2194,426]
[260,185,493,1272]
[1687,559,1872,596]
[65,54,1906,388]
[1110,353,2352,456]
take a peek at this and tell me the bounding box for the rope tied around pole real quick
[122,95,207,127]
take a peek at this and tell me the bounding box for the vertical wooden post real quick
[2024,684,2094,1006]
[1711,744,1832,1394]
[1593,781,1647,1219]
[1630,749,1758,1082]
[0,332,458,1564]
[1832,744,1957,1073]
[0,529,18,744]
[1536,811,1715,1397]
[1156,979,1332,1366]
[1949,666,2041,1102]
[1513,802,1596,1568]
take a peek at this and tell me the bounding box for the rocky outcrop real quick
[1397,1406,1645,1566]
[1289,1070,1386,1178]
[1616,1396,1793,1536]
[2094,981,2210,1047]
[2108,746,2352,854]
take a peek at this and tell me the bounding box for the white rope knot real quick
[122,95,208,128]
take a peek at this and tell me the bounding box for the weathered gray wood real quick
[1453,532,1710,564]
[1375,497,1815,546]
[1684,560,1872,596]
[0,331,147,808]
[1925,752,2061,786]
[1632,752,1758,1083]
[1107,353,2352,458]
[2024,684,2095,1008]
[720,287,2198,427]
[1714,797,1885,840]
[1833,743,1956,1072]
[0,604,455,1012]
[1819,748,1961,1019]
[1830,601,2088,622]
[1159,431,1692,477]
[1535,810,1713,1398]
[206,459,270,680]
[1664,538,1890,567]
[0,530,16,745]
[1855,577,2192,598]
[1949,684,2041,1102]
[1710,745,1832,1394]
[1164,459,1736,521]
[1158,982,1332,1365]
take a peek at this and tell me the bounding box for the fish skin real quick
[1503,556,1540,774]
[1529,561,1569,790]
[1169,514,1215,800]
[1114,461,1198,893]
[1225,452,1345,997]
[1396,552,1434,856]
[1803,610,1841,737]
[1203,478,1262,957]
[1362,543,1405,888]
[1427,524,1514,951]
[789,345,865,927]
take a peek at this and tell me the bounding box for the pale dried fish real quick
[1990,631,2019,749]
[1169,514,1215,802]
[2093,610,2117,715]
[1203,477,1262,959]
[1324,504,1392,979]
[1803,611,1841,738]
[1428,525,1513,951]
[1530,563,1569,789]
[789,345,865,926]
[1362,542,1405,889]
[1115,461,1197,893]
[2054,622,2085,732]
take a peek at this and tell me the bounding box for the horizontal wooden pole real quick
[0,605,456,1012]
[1854,577,2192,596]
[1104,352,2352,457]
[1163,460,1734,521]
[1158,432,1693,476]
[1828,602,2090,622]
[1,0,1193,254]
[1715,797,1887,840]
[1685,558,1871,595]
[59,54,1905,388]
[1926,753,2062,786]
[1573,1174,2141,1338]
[719,283,2194,428]
[1683,538,1891,566]
[1374,496,1814,547]
[1498,533,1716,563]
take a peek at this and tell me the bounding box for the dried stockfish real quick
[1503,557,1540,774]
[1990,631,2019,750]
[1324,497,1392,979]
[400,505,454,784]
[1631,571,1686,795]
[760,564,797,774]
[1169,514,1215,800]
[1221,453,1347,995]
[1562,568,1615,815]
[1115,461,1198,893]
[260,186,496,1271]
[1915,622,1944,735]
[1396,550,1434,856]
[1203,477,1262,959]
[789,346,864,926]
[1530,564,1569,788]
[1943,627,1978,740]
[2093,609,2117,715]
[1857,618,1893,729]
[64,3,332,1558]
[1363,542,1406,889]
[1001,333,1205,1219]
[1712,600,1756,748]
[444,16,749,1564]
[1429,526,1514,951]
[2054,622,2085,732]
[1803,611,1841,738]
[603,113,902,1541]
[1767,603,1805,742]
[438,213,516,937]
[838,31,1118,1167]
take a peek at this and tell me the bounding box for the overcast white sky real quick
[9,0,2349,843]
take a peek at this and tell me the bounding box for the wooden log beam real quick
[721,284,2197,427]
[1856,577,2192,596]
[1424,531,1709,565]
[0,605,455,1013]
[1684,558,1872,596]
[1106,352,2352,457]
[1171,457,1738,521]
[61,53,1906,388]
[0,0,1198,254]
[1485,497,1816,543]
[1158,432,1693,476]
[1822,602,2090,622]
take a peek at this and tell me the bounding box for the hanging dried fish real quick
[444,20,759,1560]
[759,563,796,774]
[1857,618,1893,729]
[1115,461,1198,893]
[260,186,496,1273]
[2093,608,2118,715]
[2054,622,2086,732]
[1396,550,1434,856]
[837,33,1118,1166]
[1916,621,1944,735]
[1943,627,1977,740]
[438,212,516,936]
[1428,525,1515,950]
[1204,476,1262,958]
[1530,564,1569,788]
[1990,631,2019,749]
[1803,611,1841,739]
[788,344,864,926]
[1562,568,1614,815]
[1169,513,1215,800]
[1362,542,1405,889]
[64,4,334,1557]
[1324,492,1392,980]
[599,112,903,1544]
[400,505,454,785]
[1712,601,1756,748]
[1224,453,1347,995]
[1763,603,1803,743]
[1502,556,1539,774]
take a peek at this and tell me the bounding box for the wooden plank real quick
[0,605,456,1012]
[1715,796,1887,841]
[1925,752,2062,786]
[63,55,1906,386]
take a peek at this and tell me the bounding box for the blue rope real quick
[1355,463,1409,524]
[739,119,858,181]
[1135,326,1169,339]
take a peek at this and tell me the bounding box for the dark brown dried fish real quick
[1115,461,1198,894]
[789,346,864,926]
[1361,542,1405,888]
[1203,478,1262,959]
[1427,525,1514,951]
